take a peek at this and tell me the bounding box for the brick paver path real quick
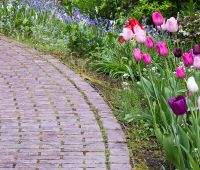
[0,37,131,170]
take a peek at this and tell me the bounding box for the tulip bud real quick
[166,17,178,32]
[142,53,151,65]
[128,18,144,31]
[182,52,193,67]
[193,44,200,55]
[156,41,169,57]
[187,76,199,93]
[134,25,146,44]
[133,48,142,61]
[193,57,200,69]
[119,27,134,41]
[168,96,187,116]
[145,37,154,48]
[176,66,186,79]
[152,12,164,26]
[173,48,182,58]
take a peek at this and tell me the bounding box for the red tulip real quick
[128,18,144,31]
[118,38,126,43]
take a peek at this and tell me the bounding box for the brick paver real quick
[0,37,132,170]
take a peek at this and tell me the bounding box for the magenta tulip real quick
[152,12,164,26]
[168,96,188,116]
[176,66,186,79]
[133,48,142,61]
[156,41,169,57]
[142,53,151,65]
[193,57,200,69]
[166,17,178,32]
[182,52,193,67]
[145,37,154,48]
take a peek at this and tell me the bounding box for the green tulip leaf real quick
[142,77,153,94]
[177,89,188,94]
[181,145,200,170]
[177,125,190,152]
[162,134,180,167]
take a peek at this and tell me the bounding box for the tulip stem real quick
[138,63,156,123]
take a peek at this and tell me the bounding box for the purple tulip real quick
[133,48,142,61]
[176,66,186,79]
[193,44,200,55]
[145,37,154,48]
[152,12,164,26]
[173,48,182,58]
[156,41,169,57]
[142,53,151,65]
[168,96,188,116]
[182,52,193,67]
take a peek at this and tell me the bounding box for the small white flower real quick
[7,3,12,11]
[122,82,130,90]
[122,73,129,79]
[187,76,199,93]
[151,67,157,72]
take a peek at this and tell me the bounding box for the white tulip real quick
[187,76,199,93]
[119,28,134,41]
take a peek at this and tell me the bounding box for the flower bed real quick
[118,11,200,169]
[0,0,199,169]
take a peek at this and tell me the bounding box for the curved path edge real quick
[0,36,132,170]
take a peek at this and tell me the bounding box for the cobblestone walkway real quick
[0,37,131,170]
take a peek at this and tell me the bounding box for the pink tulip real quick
[142,53,151,65]
[155,41,169,57]
[182,52,193,67]
[134,25,146,44]
[119,27,134,41]
[193,57,200,69]
[133,48,142,61]
[176,66,186,79]
[152,12,164,26]
[166,17,178,32]
[145,37,154,48]
[157,19,167,31]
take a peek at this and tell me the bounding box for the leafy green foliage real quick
[128,0,173,21]
[90,41,143,81]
